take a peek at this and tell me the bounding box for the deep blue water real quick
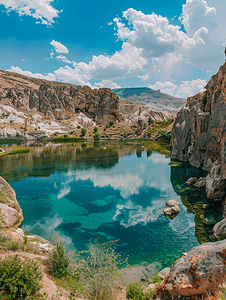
[0,142,201,268]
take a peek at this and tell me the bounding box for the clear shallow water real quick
[0,142,201,268]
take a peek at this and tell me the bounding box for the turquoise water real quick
[0,142,201,268]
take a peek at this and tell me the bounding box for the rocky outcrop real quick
[155,239,226,299]
[2,83,121,124]
[171,62,226,177]
[0,127,46,140]
[0,176,23,227]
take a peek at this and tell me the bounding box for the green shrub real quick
[53,132,59,136]
[8,241,19,251]
[151,273,162,284]
[105,125,110,129]
[77,125,81,129]
[48,242,70,278]
[64,134,69,138]
[126,283,151,300]
[93,131,101,141]
[10,120,14,124]
[78,240,127,300]
[109,121,114,126]
[93,126,98,132]
[0,255,42,300]
[220,233,226,240]
[81,128,86,136]
[2,113,5,117]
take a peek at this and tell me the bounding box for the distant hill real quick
[112,87,186,112]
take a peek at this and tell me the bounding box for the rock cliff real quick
[0,176,23,227]
[171,62,226,177]
[0,69,176,138]
[2,82,120,125]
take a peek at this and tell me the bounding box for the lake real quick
[0,140,219,270]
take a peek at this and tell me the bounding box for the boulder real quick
[46,110,55,121]
[186,177,198,185]
[166,199,180,207]
[0,176,23,228]
[0,203,22,228]
[162,205,180,218]
[155,239,226,298]
[213,218,226,239]
[193,178,206,188]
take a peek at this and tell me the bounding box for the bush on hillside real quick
[93,131,101,141]
[48,241,70,278]
[81,128,86,136]
[126,283,153,300]
[78,240,127,300]
[0,255,42,300]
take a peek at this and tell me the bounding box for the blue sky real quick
[0,0,225,98]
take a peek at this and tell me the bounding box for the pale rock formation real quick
[166,199,180,207]
[0,176,23,227]
[155,239,226,298]
[171,62,226,179]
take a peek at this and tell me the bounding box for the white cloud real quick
[50,40,69,54]
[149,78,206,98]
[114,8,207,60]
[0,0,60,25]
[76,169,144,199]
[181,0,217,36]
[54,65,91,86]
[138,74,149,81]
[56,55,72,64]
[94,80,121,89]
[149,81,177,95]
[176,78,206,98]
[8,66,56,81]
[74,42,147,80]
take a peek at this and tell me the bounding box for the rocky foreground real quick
[157,62,226,299]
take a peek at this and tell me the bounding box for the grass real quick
[51,137,85,143]
[0,146,30,157]
[169,161,182,166]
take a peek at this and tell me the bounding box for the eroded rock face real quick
[3,84,120,124]
[0,176,23,227]
[171,62,226,178]
[156,240,226,298]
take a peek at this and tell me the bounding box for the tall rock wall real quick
[171,62,226,178]
[2,83,120,124]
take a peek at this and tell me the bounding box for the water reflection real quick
[0,141,201,266]
[170,162,223,244]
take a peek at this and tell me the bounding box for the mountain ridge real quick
[112,87,186,112]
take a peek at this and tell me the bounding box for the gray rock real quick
[166,199,180,207]
[193,178,206,188]
[162,205,180,217]
[0,176,23,228]
[136,119,144,135]
[156,239,226,297]
[186,177,198,185]
[0,203,22,228]
[213,218,226,238]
